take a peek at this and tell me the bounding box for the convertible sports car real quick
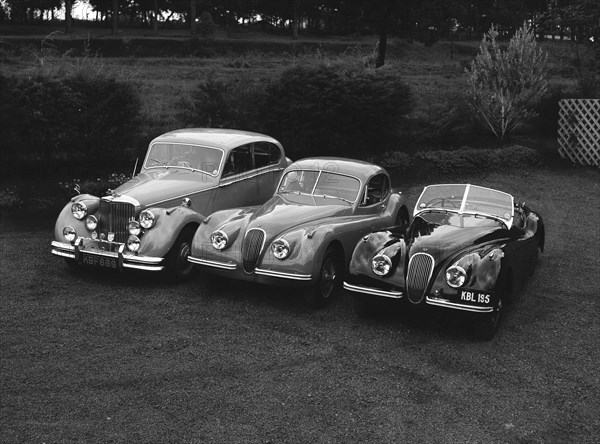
[344,184,544,339]
[188,157,410,307]
[51,128,291,280]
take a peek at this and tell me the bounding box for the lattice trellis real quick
[558,99,600,167]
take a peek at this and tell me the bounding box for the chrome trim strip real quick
[254,268,312,281]
[188,256,237,270]
[425,297,494,313]
[51,241,74,250]
[51,249,75,259]
[147,185,219,208]
[219,166,285,187]
[343,281,403,299]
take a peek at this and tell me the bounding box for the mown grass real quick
[1,164,599,443]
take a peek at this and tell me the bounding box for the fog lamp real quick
[127,235,140,253]
[128,220,141,236]
[63,226,77,243]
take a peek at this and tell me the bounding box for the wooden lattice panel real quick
[558,99,600,167]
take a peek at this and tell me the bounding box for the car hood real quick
[406,223,506,264]
[113,168,218,207]
[246,193,350,236]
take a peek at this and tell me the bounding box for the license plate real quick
[81,253,118,269]
[459,289,493,305]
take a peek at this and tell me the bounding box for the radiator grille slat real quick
[406,253,434,304]
[242,229,265,273]
[97,200,135,243]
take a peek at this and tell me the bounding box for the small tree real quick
[466,23,548,141]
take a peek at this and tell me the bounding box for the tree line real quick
[2,0,598,44]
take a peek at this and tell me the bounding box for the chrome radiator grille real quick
[98,200,136,243]
[406,253,434,304]
[242,229,265,273]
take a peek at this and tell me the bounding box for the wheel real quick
[165,229,196,282]
[474,270,512,341]
[304,247,342,309]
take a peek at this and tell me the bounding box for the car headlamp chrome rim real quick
[446,265,467,288]
[127,235,141,252]
[71,202,87,220]
[211,230,228,251]
[128,220,141,236]
[271,238,290,260]
[139,210,155,229]
[371,254,392,276]
[85,215,98,231]
[63,226,77,242]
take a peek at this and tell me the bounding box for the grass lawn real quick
[1,164,598,443]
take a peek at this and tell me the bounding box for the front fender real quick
[53,195,100,242]
[138,205,204,258]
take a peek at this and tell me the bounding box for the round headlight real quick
[210,230,228,251]
[85,215,98,231]
[128,220,141,236]
[371,254,392,276]
[139,210,155,229]
[63,226,77,242]
[71,202,87,220]
[446,265,467,288]
[127,235,140,252]
[271,238,290,260]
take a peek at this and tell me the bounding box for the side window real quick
[253,142,281,168]
[361,174,390,206]
[222,145,253,177]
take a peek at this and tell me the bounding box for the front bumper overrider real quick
[51,239,164,271]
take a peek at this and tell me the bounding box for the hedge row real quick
[0,73,141,180]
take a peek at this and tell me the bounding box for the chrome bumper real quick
[425,296,493,313]
[343,281,403,299]
[51,240,164,272]
[188,256,312,281]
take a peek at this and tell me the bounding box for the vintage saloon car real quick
[51,128,291,280]
[344,184,545,340]
[188,157,410,307]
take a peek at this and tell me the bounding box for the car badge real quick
[100,233,106,240]
[108,232,115,242]
[422,247,428,251]
[92,231,98,240]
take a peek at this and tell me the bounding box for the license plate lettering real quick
[82,253,117,269]
[460,290,490,304]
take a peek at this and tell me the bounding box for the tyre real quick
[164,228,196,282]
[474,270,513,341]
[304,246,342,309]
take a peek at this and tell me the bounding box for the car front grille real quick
[406,253,434,304]
[97,200,136,243]
[242,229,265,273]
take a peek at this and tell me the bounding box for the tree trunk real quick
[65,0,73,33]
[375,0,392,68]
[112,0,119,35]
[153,0,159,35]
[190,0,196,35]
[292,0,299,40]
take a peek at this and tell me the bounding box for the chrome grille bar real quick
[242,229,265,274]
[97,199,135,243]
[406,253,434,304]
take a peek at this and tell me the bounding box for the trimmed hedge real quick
[262,64,413,158]
[0,73,141,179]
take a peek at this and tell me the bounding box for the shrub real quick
[415,145,542,174]
[0,72,142,179]
[262,64,412,159]
[466,24,548,141]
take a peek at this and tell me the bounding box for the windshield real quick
[144,143,223,176]
[415,184,514,227]
[278,170,361,203]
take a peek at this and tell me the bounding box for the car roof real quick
[151,128,282,150]
[287,157,387,181]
